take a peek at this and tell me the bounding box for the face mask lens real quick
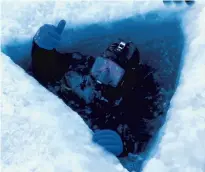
[91,57,125,87]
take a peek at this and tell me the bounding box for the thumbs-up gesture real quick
[34,20,66,50]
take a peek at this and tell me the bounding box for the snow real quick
[1,0,205,172]
[1,52,125,172]
[143,3,205,172]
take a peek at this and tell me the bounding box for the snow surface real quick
[1,0,205,172]
[143,5,205,172]
[1,52,126,172]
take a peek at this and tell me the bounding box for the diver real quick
[31,20,163,157]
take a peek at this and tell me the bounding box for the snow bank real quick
[1,0,205,172]
[1,52,126,172]
[143,3,205,172]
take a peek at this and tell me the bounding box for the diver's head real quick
[103,41,139,67]
[90,40,140,88]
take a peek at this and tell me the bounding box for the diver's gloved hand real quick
[93,129,123,156]
[34,20,66,50]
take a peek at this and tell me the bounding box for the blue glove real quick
[93,129,123,156]
[34,20,66,50]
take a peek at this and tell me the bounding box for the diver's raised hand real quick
[34,20,66,50]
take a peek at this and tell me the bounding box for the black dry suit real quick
[31,40,163,157]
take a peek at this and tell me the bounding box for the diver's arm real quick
[31,20,78,85]
[31,41,73,86]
